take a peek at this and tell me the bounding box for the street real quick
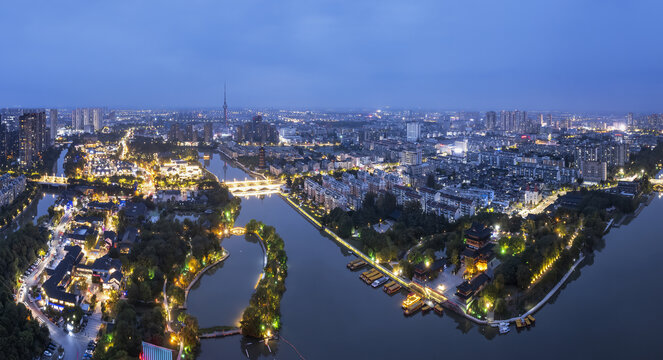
[19,207,102,360]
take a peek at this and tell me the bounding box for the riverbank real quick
[0,183,41,230]
[216,148,266,180]
[280,191,650,327]
[183,250,230,307]
[193,153,663,359]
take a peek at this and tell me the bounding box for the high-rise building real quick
[203,123,213,143]
[186,124,195,142]
[19,111,47,168]
[49,108,58,143]
[580,160,607,183]
[169,124,179,142]
[627,112,634,128]
[499,110,528,132]
[400,148,422,166]
[406,122,421,142]
[92,108,103,131]
[83,108,91,132]
[236,115,278,144]
[485,111,497,130]
[72,108,81,130]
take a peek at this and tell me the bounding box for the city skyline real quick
[1,1,662,111]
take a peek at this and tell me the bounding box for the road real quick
[519,191,566,218]
[18,207,101,360]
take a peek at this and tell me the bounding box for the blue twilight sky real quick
[0,0,661,111]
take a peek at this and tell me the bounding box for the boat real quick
[524,318,531,326]
[384,282,401,295]
[347,259,367,270]
[360,269,380,282]
[402,293,421,310]
[421,304,431,312]
[515,318,524,329]
[527,314,536,323]
[363,272,383,284]
[371,277,389,288]
[403,300,423,315]
[433,304,444,315]
[498,322,510,334]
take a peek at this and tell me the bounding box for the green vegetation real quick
[64,145,86,178]
[471,190,639,317]
[93,302,166,360]
[0,223,50,360]
[322,192,447,262]
[0,182,40,228]
[127,136,197,164]
[626,142,663,177]
[240,220,288,339]
[107,183,237,358]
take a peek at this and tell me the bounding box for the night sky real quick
[1,0,661,111]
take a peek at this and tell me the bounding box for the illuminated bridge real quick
[223,179,284,197]
[32,175,68,187]
[229,227,246,235]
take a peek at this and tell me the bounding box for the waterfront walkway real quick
[282,194,593,326]
[504,254,585,323]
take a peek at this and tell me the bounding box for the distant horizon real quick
[0,105,650,116]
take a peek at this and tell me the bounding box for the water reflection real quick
[194,152,663,359]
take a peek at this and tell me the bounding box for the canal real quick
[9,149,69,233]
[188,152,663,359]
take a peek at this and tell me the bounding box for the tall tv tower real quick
[223,82,228,127]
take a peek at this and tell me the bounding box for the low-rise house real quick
[42,246,83,310]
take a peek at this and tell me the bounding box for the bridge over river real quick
[223,179,284,197]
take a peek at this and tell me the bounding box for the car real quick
[43,350,52,357]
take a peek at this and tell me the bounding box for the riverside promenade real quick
[281,193,592,327]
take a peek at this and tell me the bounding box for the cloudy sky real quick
[0,0,661,111]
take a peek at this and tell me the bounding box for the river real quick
[9,149,69,232]
[188,152,663,359]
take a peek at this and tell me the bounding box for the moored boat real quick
[433,304,444,315]
[371,276,389,288]
[498,322,510,334]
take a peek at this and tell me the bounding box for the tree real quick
[516,265,531,289]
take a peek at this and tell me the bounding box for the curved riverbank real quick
[193,151,663,360]
[183,251,230,307]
